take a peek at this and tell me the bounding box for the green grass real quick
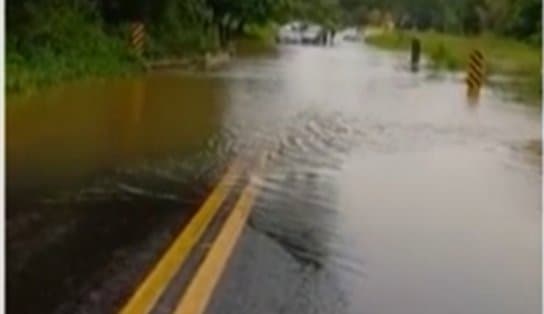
[6,3,143,95]
[244,23,278,43]
[6,41,142,95]
[366,30,542,105]
[231,22,279,53]
[6,1,218,96]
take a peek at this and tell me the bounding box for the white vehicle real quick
[277,26,302,44]
[287,21,304,32]
[301,25,323,44]
[342,28,359,42]
[277,22,326,45]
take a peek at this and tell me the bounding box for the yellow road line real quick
[119,160,243,314]
[173,159,267,314]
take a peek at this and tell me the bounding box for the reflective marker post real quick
[130,22,145,56]
[466,49,485,101]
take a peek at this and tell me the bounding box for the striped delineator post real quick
[466,49,485,101]
[130,22,145,55]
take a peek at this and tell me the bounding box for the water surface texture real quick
[7,42,541,314]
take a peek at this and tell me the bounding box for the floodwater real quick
[6,40,542,314]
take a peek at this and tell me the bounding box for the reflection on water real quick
[7,74,226,192]
[6,73,232,314]
[6,41,542,314]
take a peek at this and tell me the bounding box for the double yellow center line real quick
[174,179,258,314]
[120,154,268,314]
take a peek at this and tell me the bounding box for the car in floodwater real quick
[277,21,304,44]
[300,24,324,44]
[277,26,302,44]
[341,28,360,42]
[277,22,325,45]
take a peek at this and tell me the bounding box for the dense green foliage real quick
[5,0,299,94]
[6,0,348,94]
[6,0,138,93]
[339,0,541,45]
[288,0,342,29]
[6,0,541,97]
[344,0,541,104]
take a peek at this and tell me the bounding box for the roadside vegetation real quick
[366,31,541,104]
[6,0,212,94]
[7,1,137,94]
[7,0,541,103]
[6,0,340,95]
[338,0,542,105]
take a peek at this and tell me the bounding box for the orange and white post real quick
[130,22,145,55]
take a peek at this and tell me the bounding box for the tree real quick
[205,0,289,46]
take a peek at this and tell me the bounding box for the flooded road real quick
[7,75,231,313]
[7,41,541,314]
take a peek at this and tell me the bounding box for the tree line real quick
[339,0,541,45]
[7,0,343,55]
[6,0,540,58]
[6,0,539,93]
[5,0,344,92]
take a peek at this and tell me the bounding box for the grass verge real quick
[366,30,542,105]
[6,2,218,97]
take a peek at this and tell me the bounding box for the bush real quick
[6,0,139,94]
[429,42,459,70]
[146,24,218,58]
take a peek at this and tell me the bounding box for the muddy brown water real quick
[7,41,542,314]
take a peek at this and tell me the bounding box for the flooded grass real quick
[366,31,542,105]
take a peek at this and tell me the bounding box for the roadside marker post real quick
[131,22,145,55]
[410,37,421,72]
[466,49,485,101]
